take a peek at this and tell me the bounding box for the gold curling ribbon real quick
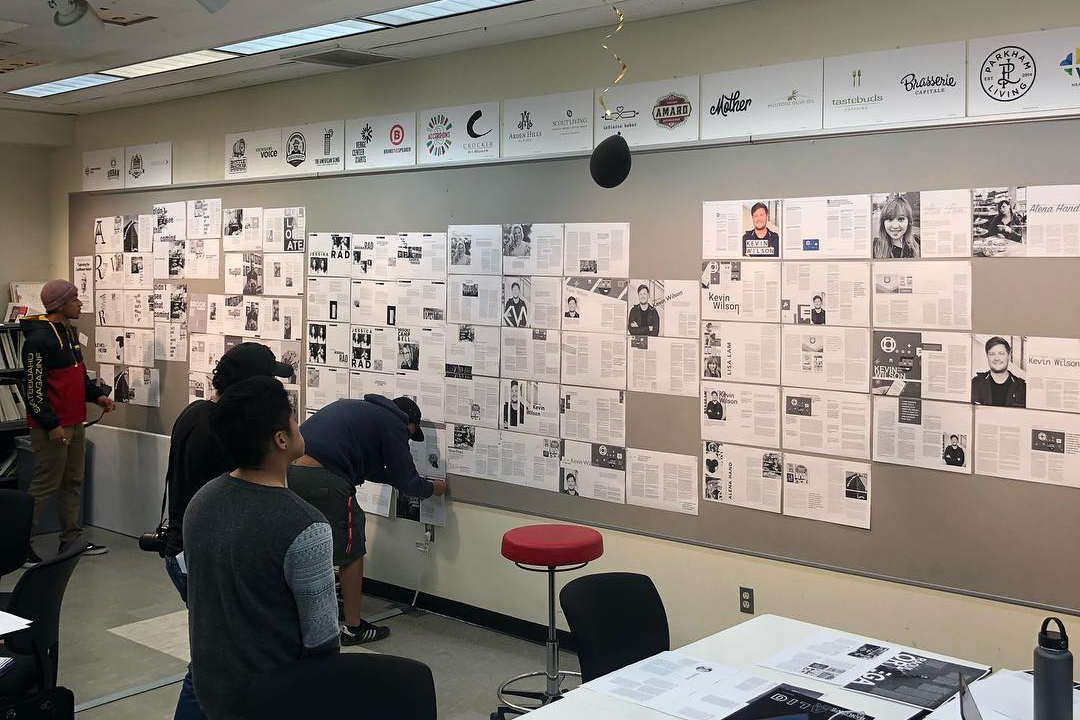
[598,5,628,120]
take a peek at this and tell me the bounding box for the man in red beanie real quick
[21,279,115,566]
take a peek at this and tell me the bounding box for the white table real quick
[528,614,982,720]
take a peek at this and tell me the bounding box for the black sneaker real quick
[23,547,42,568]
[58,541,108,556]
[341,620,390,646]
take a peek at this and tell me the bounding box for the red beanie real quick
[41,279,78,313]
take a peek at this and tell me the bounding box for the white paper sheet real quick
[974,406,1080,487]
[127,366,161,407]
[262,207,306,253]
[564,223,630,276]
[501,327,561,383]
[559,439,625,503]
[184,237,220,280]
[444,375,500,428]
[123,328,155,367]
[873,396,973,474]
[702,321,781,385]
[498,430,561,491]
[447,225,502,275]
[306,275,351,322]
[502,223,564,276]
[258,297,302,342]
[582,652,737,711]
[873,261,972,330]
[781,262,871,327]
[74,256,94,313]
[561,331,627,390]
[189,333,225,374]
[701,261,781,323]
[350,279,397,326]
[94,327,125,364]
[628,279,699,337]
[702,442,782,514]
[446,324,501,378]
[395,232,447,280]
[153,283,188,323]
[153,236,186,280]
[95,252,125,290]
[186,198,222,240]
[394,326,444,378]
[187,372,215,404]
[447,424,500,480]
[222,207,263,252]
[263,253,304,297]
[152,202,186,243]
[561,277,629,333]
[223,252,263,295]
[628,336,700,397]
[702,200,783,259]
[122,253,153,290]
[349,325,397,373]
[307,232,353,278]
[123,290,154,329]
[627,448,698,515]
[782,195,872,258]
[502,276,560,329]
[306,321,350,368]
[95,290,124,327]
[396,374,446,426]
[871,190,972,259]
[350,369,397,400]
[1024,336,1080,413]
[783,387,872,459]
[397,279,447,328]
[121,214,155,253]
[700,380,781,447]
[1025,184,1080,257]
[304,365,350,411]
[781,454,872,529]
[355,482,393,518]
[206,294,246,336]
[498,379,559,436]
[410,422,447,480]
[352,234,397,279]
[872,330,971,402]
[781,325,870,393]
[154,322,187,362]
[420,495,447,527]
[94,215,123,253]
[559,386,625,445]
[448,275,503,326]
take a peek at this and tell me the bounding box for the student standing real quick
[185,377,338,720]
[21,280,115,565]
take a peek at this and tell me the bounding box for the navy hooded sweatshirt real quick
[299,395,434,498]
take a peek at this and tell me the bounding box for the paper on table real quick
[927,670,1080,720]
[582,651,739,712]
[761,633,901,686]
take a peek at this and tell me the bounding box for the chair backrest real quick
[0,489,33,578]
[246,653,436,720]
[4,541,85,688]
[560,572,670,682]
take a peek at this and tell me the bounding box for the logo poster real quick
[344,112,416,171]
[824,42,965,128]
[418,102,500,165]
[224,127,282,180]
[124,142,172,188]
[82,148,124,191]
[594,76,699,147]
[701,59,823,139]
[502,90,593,157]
[969,26,1080,116]
[280,121,345,175]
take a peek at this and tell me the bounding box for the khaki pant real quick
[28,424,86,544]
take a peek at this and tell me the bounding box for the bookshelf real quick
[0,321,26,488]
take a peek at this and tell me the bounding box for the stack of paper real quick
[0,610,31,635]
[927,670,1080,720]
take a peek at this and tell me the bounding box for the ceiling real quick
[0,0,742,115]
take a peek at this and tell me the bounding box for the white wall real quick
[46,0,1080,675]
[0,143,57,293]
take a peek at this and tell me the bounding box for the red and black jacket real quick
[20,317,104,431]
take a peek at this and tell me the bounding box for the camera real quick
[138,521,169,558]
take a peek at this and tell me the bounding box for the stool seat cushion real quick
[501,524,604,567]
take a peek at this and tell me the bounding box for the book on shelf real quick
[0,333,23,370]
[0,383,26,423]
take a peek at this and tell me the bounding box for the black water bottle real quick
[1034,617,1072,720]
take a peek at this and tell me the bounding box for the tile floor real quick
[1,528,578,719]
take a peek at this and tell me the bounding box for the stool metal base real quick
[496,669,582,714]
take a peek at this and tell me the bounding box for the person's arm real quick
[22,335,60,431]
[283,522,340,657]
[382,425,435,498]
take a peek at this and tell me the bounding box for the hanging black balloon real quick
[590,133,631,189]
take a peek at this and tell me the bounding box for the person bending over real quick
[290,395,447,645]
[184,376,338,720]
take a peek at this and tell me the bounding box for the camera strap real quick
[157,476,169,528]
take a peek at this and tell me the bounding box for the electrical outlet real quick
[739,586,755,614]
[415,541,430,553]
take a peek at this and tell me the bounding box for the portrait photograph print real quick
[702,322,724,379]
[871,192,922,259]
[502,277,530,327]
[741,200,781,258]
[942,432,968,468]
[628,280,663,336]
[502,223,533,258]
[702,387,726,422]
[971,334,1026,408]
[703,441,722,500]
[972,186,1027,257]
[560,468,580,496]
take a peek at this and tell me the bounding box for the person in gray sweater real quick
[184,376,339,720]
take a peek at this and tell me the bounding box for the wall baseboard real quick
[363,577,577,652]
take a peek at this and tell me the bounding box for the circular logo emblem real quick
[879,336,897,353]
[425,114,452,156]
[389,123,405,146]
[980,46,1036,102]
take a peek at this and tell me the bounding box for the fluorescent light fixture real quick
[363,0,522,26]
[216,19,382,55]
[6,73,119,98]
[103,49,236,79]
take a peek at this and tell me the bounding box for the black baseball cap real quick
[215,342,294,385]
[393,396,425,441]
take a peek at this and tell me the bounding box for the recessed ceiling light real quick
[215,19,382,55]
[363,0,524,26]
[103,49,235,78]
[6,72,119,97]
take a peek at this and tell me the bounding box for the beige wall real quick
[0,144,56,294]
[43,0,1080,675]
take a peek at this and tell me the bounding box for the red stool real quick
[494,524,604,718]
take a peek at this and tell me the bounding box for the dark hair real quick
[950,434,959,442]
[751,202,769,216]
[511,282,520,290]
[812,294,822,302]
[984,336,1011,355]
[710,391,718,398]
[997,198,1011,211]
[510,380,519,389]
[637,284,650,294]
[211,376,292,469]
[567,296,577,304]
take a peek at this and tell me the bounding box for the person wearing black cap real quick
[162,342,295,720]
[288,395,447,645]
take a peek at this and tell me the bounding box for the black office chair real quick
[0,541,85,699]
[246,653,437,720]
[0,489,33,580]
[559,572,670,682]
